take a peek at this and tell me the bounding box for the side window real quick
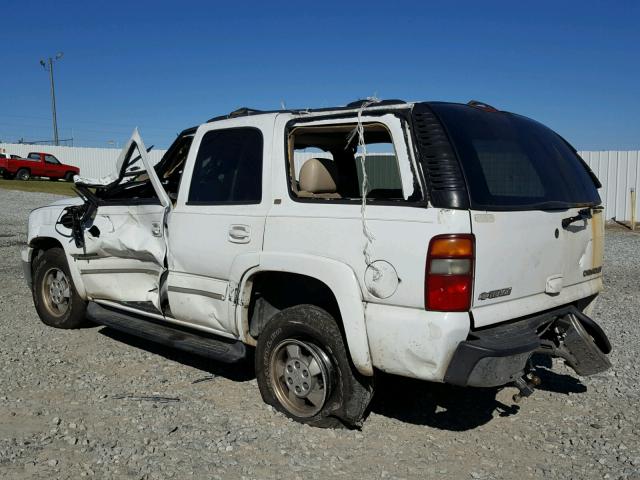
[28,153,40,160]
[288,123,404,200]
[188,128,263,204]
[45,154,60,165]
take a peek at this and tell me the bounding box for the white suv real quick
[23,99,611,427]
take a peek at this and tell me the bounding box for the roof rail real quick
[346,98,406,108]
[206,107,265,123]
[229,107,263,118]
[467,100,499,112]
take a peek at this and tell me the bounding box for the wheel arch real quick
[237,253,373,376]
[30,236,63,255]
[29,235,87,298]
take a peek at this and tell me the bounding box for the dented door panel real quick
[166,271,229,331]
[77,204,167,307]
[74,130,171,308]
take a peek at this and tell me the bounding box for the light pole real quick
[40,52,63,146]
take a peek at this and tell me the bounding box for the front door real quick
[166,125,269,336]
[76,130,172,309]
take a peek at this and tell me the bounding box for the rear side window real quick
[188,128,263,204]
[430,104,600,210]
[28,153,40,160]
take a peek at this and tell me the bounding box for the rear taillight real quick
[426,234,474,311]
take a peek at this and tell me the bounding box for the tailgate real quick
[471,208,604,327]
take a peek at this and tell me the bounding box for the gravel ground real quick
[0,187,638,480]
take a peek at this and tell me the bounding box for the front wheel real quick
[32,248,87,329]
[64,172,75,182]
[255,305,374,428]
[16,168,30,181]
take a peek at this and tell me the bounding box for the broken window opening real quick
[96,133,194,204]
[287,123,406,202]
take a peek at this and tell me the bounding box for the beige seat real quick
[297,158,341,198]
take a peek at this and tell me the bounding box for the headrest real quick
[299,158,338,194]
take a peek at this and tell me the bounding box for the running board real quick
[86,302,247,363]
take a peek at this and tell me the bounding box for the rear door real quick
[428,103,603,327]
[165,122,270,336]
[27,153,46,175]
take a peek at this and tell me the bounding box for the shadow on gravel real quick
[529,354,587,395]
[370,360,587,431]
[96,328,587,427]
[369,374,518,431]
[98,327,256,383]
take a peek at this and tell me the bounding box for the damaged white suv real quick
[23,99,612,427]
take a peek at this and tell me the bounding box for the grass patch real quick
[0,178,76,196]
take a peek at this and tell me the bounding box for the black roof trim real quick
[466,100,500,112]
[179,126,198,136]
[205,99,410,123]
[346,98,406,108]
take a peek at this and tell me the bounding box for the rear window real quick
[430,104,600,210]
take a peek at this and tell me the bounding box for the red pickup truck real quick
[0,152,79,181]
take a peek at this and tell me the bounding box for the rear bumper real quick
[444,305,611,387]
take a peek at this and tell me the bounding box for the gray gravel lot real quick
[0,187,638,479]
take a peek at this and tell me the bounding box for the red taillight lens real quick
[426,234,474,311]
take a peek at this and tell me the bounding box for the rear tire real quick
[16,168,30,181]
[32,248,87,329]
[255,305,374,428]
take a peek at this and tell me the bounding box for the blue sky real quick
[1,0,638,150]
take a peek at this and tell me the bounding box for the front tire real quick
[255,305,374,428]
[16,168,30,181]
[32,248,87,329]
[64,172,75,182]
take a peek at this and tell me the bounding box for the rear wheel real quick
[255,305,374,428]
[32,248,87,329]
[16,168,30,181]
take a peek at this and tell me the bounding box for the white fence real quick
[1,142,638,221]
[579,151,639,223]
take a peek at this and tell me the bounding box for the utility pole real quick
[40,52,63,146]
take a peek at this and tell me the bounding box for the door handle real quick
[229,225,251,243]
[151,221,162,237]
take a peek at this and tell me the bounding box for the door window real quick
[188,128,263,204]
[45,154,60,165]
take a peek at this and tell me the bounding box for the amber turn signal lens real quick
[429,237,473,258]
